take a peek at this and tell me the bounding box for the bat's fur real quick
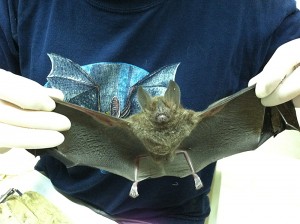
[128,81,202,163]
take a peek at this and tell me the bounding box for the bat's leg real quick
[129,155,147,198]
[129,163,139,198]
[176,150,203,190]
[129,181,139,198]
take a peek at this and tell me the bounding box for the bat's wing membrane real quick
[184,86,265,173]
[43,86,299,182]
[162,86,299,178]
[51,101,148,181]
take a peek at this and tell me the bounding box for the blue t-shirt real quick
[1,0,300,222]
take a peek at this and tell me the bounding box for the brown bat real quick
[40,81,299,198]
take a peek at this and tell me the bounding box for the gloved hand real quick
[0,69,71,153]
[249,38,300,107]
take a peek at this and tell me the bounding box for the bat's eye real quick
[155,114,169,123]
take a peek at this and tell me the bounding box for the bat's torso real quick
[127,107,202,162]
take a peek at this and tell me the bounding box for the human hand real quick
[0,69,71,153]
[249,38,300,107]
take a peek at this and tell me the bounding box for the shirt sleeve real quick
[0,0,20,74]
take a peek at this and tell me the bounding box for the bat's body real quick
[43,81,299,198]
[128,82,201,162]
[125,82,205,196]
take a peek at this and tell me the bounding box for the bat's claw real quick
[193,173,203,190]
[129,182,139,198]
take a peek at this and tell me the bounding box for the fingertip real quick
[254,75,279,99]
[255,82,268,98]
[44,87,65,101]
[248,78,256,87]
[32,131,65,148]
[39,97,57,111]
[59,116,71,131]
[33,130,65,148]
[55,132,65,146]
[248,72,270,97]
[40,88,65,111]
[248,74,260,87]
[40,112,71,131]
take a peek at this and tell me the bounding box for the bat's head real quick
[137,80,181,125]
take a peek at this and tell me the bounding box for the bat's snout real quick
[155,113,170,123]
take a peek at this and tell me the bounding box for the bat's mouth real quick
[155,113,170,123]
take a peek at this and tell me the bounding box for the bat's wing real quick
[46,53,101,111]
[47,101,149,182]
[138,85,300,179]
[33,85,299,184]
[166,85,299,178]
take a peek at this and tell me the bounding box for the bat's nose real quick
[156,113,169,123]
[154,100,170,123]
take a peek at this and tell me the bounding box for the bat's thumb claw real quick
[129,182,139,198]
[193,174,203,190]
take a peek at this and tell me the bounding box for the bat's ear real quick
[137,85,152,110]
[164,80,181,106]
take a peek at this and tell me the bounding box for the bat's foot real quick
[176,150,203,190]
[129,182,139,198]
[193,173,203,190]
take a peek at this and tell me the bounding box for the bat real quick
[42,81,299,198]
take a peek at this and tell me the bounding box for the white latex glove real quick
[249,38,300,107]
[0,69,71,153]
